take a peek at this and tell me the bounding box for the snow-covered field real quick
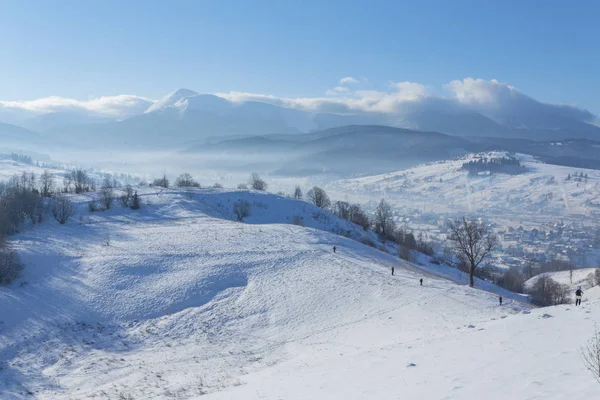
[1,187,599,399]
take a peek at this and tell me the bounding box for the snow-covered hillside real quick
[330,152,600,218]
[1,188,598,399]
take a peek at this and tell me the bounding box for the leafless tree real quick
[447,217,498,287]
[0,237,24,285]
[40,170,54,197]
[581,325,600,384]
[175,173,198,187]
[237,183,248,190]
[213,182,223,189]
[130,191,141,210]
[70,169,91,194]
[528,274,569,306]
[100,188,114,210]
[374,199,395,239]
[293,186,303,200]
[332,201,351,220]
[306,186,331,209]
[153,175,169,188]
[51,195,75,224]
[249,173,267,191]
[120,185,134,207]
[348,204,370,230]
[233,200,251,221]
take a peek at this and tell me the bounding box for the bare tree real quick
[51,195,75,224]
[527,274,569,306]
[348,204,370,230]
[374,199,395,239]
[249,173,267,191]
[100,188,114,210]
[447,217,498,287]
[212,182,223,189]
[130,191,141,210]
[40,170,54,197]
[120,185,134,207]
[582,325,600,384]
[237,183,248,190]
[153,175,169,188]
[0,237,24,285]
[332,201,351,220]
[70,169,91,194]
[306,186,331,209]
[293,186,303,200]
[233,200,251,221]
[175,173,198,187]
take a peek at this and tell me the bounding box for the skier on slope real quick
[499,295,503,306]
[333,246,337,253]
[575,286,584,306]
[419,278,423,286]
[391,266,395,276]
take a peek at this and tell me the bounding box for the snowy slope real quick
[0,159,65,182]
[329,152,600,218]
[1,188,597,399]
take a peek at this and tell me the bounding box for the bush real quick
[175,173,199,188]
[529,275,570,306]
[249,173,267,191]
[496,266,526,293]
[233,200,251,221]
[120,185,134,207]
[358,237,377,248]
[0,245,24,285]
[88,199,98,213]
[237,183,248,190]
[398,245,413,262]
[100,188,114,210]
[130,191,140,210]
[51,195,75,224]
[292,216,304,226]
[153,175,169,188]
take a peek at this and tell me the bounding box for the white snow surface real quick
[329,152,600,218]
[0,188,598,399]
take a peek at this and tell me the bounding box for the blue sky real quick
[1,0,599,113]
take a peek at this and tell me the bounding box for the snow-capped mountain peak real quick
[145,88,200,114]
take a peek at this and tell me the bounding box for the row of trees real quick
[461,156,526,175]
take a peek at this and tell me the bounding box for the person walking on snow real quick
[499,296,503,306]
[419,278,423,286]
[391,266,395,276]
[575,287,584,306]
[333,246,337,253]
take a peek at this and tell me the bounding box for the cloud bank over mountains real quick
[0,78,596,129]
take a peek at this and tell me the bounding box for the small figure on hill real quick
[499,296,503,306]
[575,287,584,306]
[419,278,423,286]
[391,266,395,276]
[333,246,337,253]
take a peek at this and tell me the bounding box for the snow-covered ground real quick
[1,187,598,399]
[329,152,600,219]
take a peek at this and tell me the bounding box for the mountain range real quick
[1,88,600,153]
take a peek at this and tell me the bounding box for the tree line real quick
[461,156,526,175]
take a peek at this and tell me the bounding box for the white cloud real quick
[0,95,156,117]
[339,76,359,85]
[217,80,429,114]
[445,78,517,105]
[325,86,350,96]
